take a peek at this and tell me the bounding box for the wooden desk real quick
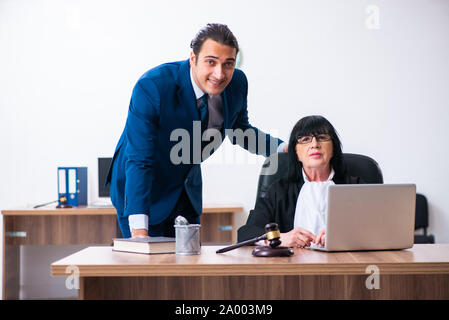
[2,205,243,300]
[51,244,449,300]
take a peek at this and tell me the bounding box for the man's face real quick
[190,38,237,96]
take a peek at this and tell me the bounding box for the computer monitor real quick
[98,157,112,198]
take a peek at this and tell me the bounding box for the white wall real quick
[1,0,448,299]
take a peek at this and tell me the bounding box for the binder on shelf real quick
[57,167,88,207]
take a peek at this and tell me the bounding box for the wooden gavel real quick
[216,223,281,253]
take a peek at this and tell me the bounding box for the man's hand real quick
[283,144,289,153]
[131,228,149,238]
[279,227,316,248]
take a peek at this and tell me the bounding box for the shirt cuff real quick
[277,142,287,153]
[128,214,148,231]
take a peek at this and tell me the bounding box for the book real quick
[112,236,176,254]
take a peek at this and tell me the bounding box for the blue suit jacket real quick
[107,59,282,236]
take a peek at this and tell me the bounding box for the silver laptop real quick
[310,184,416,252]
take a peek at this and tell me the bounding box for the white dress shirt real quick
[293,168,335,236]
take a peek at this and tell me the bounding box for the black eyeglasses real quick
[296,134,331,145]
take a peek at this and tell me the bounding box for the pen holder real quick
[174,224,201,255]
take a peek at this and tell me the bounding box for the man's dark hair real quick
[287,115,345,182]
[190,23,239,57]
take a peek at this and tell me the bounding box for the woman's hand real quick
[314,229,326,247]
[280,227,316,248]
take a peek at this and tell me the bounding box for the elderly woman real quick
[237,115,362,248]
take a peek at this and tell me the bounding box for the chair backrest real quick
[256,152,383,199]
[343,153,384,184]
[414,193,435,243]
[415,193,429,230]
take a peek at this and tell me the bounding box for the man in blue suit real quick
[107,23,286,238]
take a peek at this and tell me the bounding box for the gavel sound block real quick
[216,223,294,257]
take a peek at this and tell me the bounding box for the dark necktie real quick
[198,94,209,133]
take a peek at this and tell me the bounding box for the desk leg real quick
[231,212,237,244]
[3,216,20,300]
[3,244,20,300]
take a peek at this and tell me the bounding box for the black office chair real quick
[414,193,435,244]
[256,152,383,200]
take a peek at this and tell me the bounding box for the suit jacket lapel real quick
[175,59,200,122]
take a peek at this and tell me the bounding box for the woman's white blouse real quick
[293,168,335,236]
